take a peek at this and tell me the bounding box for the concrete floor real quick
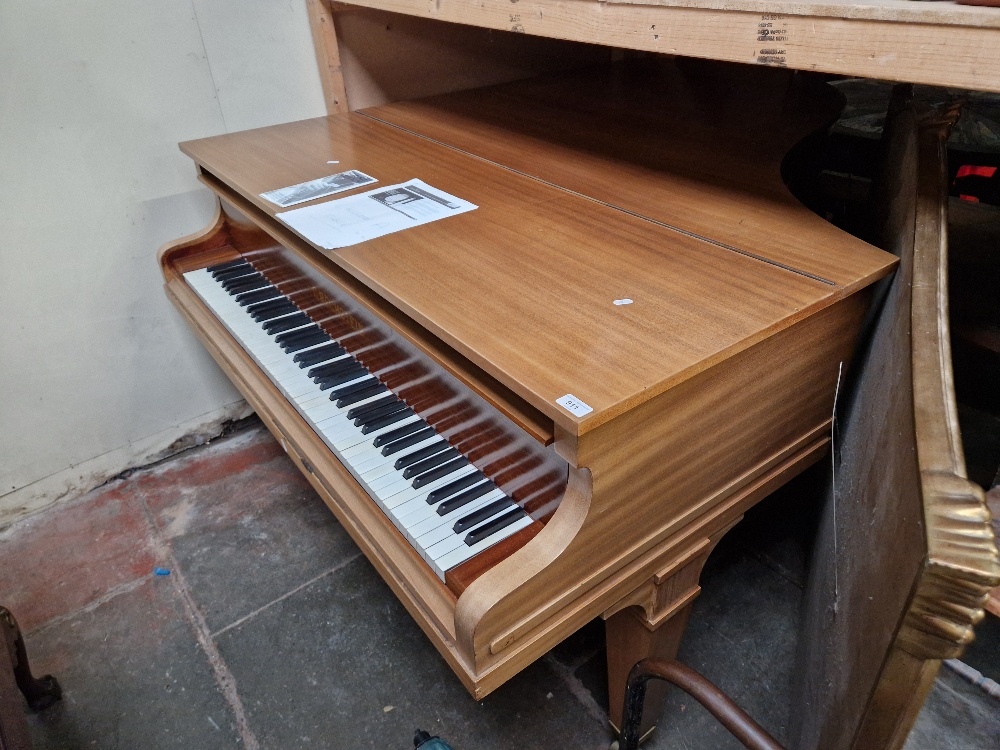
[2,420,998,750]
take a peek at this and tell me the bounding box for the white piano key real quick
[407,485,501,531]
[400,488,507,543]
[409,499,511,558]
[354,436,442,479]
[394,488,504,537]
[430,515,534,577]
[380,465,479,510]
[186,265,531,582]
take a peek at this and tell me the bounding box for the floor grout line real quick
[543,653,610,731]
[25,577,148,638]
[136,493,261,750]
[210,552,363,639]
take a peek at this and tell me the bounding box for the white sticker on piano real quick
[260,170,378,208]
[556,394,593,417]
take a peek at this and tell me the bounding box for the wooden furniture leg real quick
[0,634,32,750]
[606,603,692,737]
[0,608,61,714]
[604,525,737,736]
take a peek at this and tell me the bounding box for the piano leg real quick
[604,524,736,740]
[606,603,693,740]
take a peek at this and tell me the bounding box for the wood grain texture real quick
[791,97,1000,750]
[306,0,349,114]
[180,76,894,436]
[197,171,557,445]
[331,5,612,111]
[362,60,884,290]
[457,295,861,695]
[162,68,894,706]
[613,0,1000,25]
[331,0,1000,93]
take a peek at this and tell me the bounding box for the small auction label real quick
[556,394,594,417]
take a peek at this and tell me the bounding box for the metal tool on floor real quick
[413,729,455,750]
[616,658,784,750]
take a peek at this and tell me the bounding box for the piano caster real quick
[2,606,63,713]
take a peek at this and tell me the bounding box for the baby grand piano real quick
[159,60,897,732]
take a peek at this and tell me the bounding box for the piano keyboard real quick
[184,256,541,580]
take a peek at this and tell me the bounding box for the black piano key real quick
[393,441,450,471]
[346,395,398,420]
[283,331,330,353]
[376,424,432,451]
[252,302,297,322]
[228,277,270,296]
[452,499,514,534]
[309,357,358,380]
[294,342,345,366]
[426,472,488,505]
[263,312,311,334]
[207,258,247,274]
[254,306,298,324]
[237,287,281,306]
[316,364,368,390]
[248,296,292,316]
[212,264,253,281]
[464,508,528,546]
[275,324,320,346]
[436,481,496,515]
[347,393,406,424]
[360,408,415,434]
[411,458,467,489]
[405,452,462,482]
[354,401,408,427]
[223,273,266,293]
[312,361,364,385]
[218,266,258,283]
[372,422,426,446]
[333,381,385,406]
[329,378,381,403]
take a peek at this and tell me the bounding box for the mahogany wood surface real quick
[199,171,557,446]
[361,60,883,290]
[179,67,895,438]
[161,67,896,710]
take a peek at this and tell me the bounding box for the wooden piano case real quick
[159,61,897,730]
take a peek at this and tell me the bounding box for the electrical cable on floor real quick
[944,658,1000,701]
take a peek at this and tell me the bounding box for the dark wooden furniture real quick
[791,94,1000,750]
[0,607,61,750]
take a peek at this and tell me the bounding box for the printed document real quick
[260,170,377,208]
[277,180,477,249]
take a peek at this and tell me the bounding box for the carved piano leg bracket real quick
[603,519,741,737]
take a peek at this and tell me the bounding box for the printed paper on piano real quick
[260,169,378,208]
[277,179,478,249]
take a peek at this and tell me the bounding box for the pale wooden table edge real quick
[329,0,1000,93]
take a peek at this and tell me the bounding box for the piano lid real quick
[360,60,887,291]
[179,81,895,435]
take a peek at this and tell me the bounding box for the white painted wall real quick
[0,0,327,524]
